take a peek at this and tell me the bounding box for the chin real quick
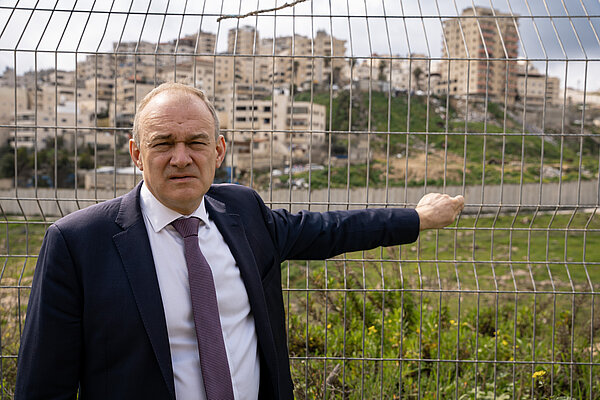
[165,197,200,214]
[170,189,205,205]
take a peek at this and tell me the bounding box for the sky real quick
[1,0,600,90]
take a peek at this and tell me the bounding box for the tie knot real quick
[171,217,200,238]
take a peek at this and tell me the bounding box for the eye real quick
[151,141,171,149]
[189,141,207,148]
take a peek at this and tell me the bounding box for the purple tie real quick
[171,217,235,400]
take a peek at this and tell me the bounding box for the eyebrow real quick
[188,133,211,140]
[147,132,210,143]
[148,134,172,143]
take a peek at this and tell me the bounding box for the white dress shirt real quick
[140,183,260,400]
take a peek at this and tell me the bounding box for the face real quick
[129,90,226,215]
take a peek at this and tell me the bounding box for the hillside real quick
[283,90,599,189]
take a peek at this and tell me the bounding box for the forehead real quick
[139,91,214,140]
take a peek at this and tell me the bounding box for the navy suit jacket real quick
[15,183,419,399]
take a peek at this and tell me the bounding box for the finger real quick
[453,196,464,218]
[454,195,465,210]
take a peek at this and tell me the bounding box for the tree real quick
[378,61,387,82]
[332,66,342,87]
[0,137,103,188]
[413,66,423,91]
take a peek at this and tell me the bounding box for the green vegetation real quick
[0,139,95,188]
[0,219,48,398]
[283,210,600,398]
[0,135,131,188]
[286,91,599,190]
[288,291,599,399]
[295,89,448,136]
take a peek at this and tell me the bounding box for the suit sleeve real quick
[16,225,82,400]
[253,192,420,261]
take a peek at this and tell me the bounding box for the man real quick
[16,82,464,399]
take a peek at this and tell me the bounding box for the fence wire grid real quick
[0,0,599,398]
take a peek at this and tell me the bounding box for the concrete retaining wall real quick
[0,180,597,218]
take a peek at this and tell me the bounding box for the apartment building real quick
[262,30,347,90]
[182,32,216,55]
[312,30,348,87]
[545,76,561,107]
[158,57,215,96]
[80,77,114,102]
[228,26,259,55]
[164,31,216,58]
[5,27,345,157]
[7,110,47,148]
[0,85,28,123]
[7,101,88,149]
[223,94,287,170]
[285,101,327,158]
[0,67,111,149]
[35,84,76,114]
[77,54,115,82]
[438,7,519,103]
[515,61,561,108]
[221,92,327,169]
[113,41,155,68]
[353,54,430,92]
[0,84,30,146]
[157,31,217,73]
[111,40,206,83]
[110,77,155,128]
[76,55,116,102]
[220,26,270,88]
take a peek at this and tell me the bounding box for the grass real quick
[282,210,600,291]
[0,219,50,398]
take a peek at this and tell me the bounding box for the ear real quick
[215,135,226,168]
[129,139,144,171]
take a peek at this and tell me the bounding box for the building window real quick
[288,106,309,114]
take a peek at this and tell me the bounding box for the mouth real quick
[168,175,196,181]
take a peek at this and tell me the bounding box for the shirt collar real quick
[140,182,210,233]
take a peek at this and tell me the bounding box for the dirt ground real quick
[378,150,466,183]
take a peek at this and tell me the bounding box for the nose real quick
[170,143,192,168]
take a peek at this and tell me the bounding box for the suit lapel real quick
[112,184,176,400]
[205,195,280,397]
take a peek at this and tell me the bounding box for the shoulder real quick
[206,184,272,222]
[206,184,262,205]
[207,183,257,197]
[52,194,124,237]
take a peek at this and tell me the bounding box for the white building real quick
[353,54,430,92]
[221,92,327,169]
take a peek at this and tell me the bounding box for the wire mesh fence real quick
[0,0,599,398]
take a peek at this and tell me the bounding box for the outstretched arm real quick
[415,193,465,231]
